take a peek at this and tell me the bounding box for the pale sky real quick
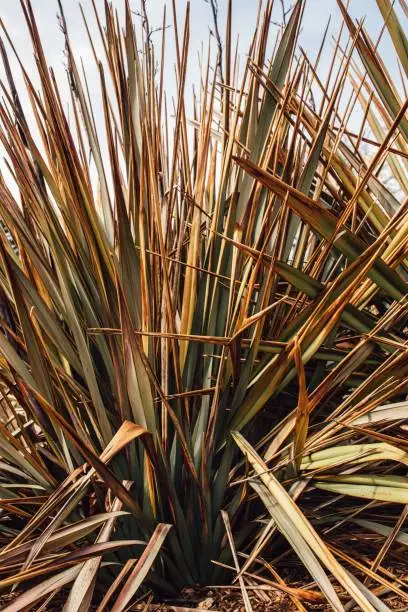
[1,1,404,82]
[0,1,406,195]
[1,0,405,113]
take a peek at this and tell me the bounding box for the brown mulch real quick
[1,583,407,611]
[0,588,293,611]
[129,586,408,611]
[131,587,294,610]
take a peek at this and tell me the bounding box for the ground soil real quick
[1,586,407,611]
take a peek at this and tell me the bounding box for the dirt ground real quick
[1,586,407,611]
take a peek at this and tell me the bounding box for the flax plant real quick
[0,0,407,609]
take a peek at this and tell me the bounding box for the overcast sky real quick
[0,0,406,193]
[1,1,405,108]
[1,1,404,79]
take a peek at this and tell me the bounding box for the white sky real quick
[1,1,404,82]
[1,0,405,112]
[0,1,406,196]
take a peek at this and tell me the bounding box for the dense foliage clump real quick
[0,0,407,610]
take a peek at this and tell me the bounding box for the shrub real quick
[0,0,407,609]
